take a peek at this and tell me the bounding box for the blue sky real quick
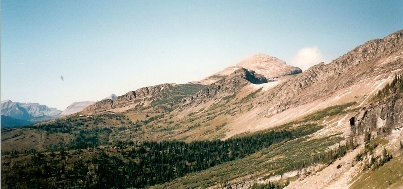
[2,0,402,110]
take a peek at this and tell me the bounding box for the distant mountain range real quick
[1,100,62,127]
[1,95,118,126]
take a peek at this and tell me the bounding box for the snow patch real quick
[252,81,280,91]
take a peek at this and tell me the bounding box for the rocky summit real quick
[236,53,302,78]
[198,53,301,85]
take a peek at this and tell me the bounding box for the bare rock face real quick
[199,54,301,85]
[84,83,173,113]
[350,88,403,142]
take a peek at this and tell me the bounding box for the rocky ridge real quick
[257,30,403,117]
[83,83,175,113]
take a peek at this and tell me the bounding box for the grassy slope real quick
[350,155,403,189]
[127,83,258,142]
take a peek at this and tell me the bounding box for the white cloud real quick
[291,47,326,71]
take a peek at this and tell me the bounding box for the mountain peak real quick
[199,53,302,85]
[236,53,285,67]
[236,53,301,79]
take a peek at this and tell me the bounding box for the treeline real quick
[315,138,356,165]
[250,181,288,189]
[2,124,321,188]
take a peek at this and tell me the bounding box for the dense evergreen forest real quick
[3,124,323,188]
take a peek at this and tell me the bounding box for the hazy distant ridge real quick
[1,100,62,127]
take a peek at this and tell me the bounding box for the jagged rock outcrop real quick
[350,94,402,140]
[350,75,403,141]
[84,83,174,113]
